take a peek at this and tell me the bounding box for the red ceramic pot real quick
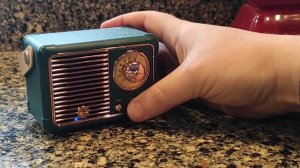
[230,0,300,34]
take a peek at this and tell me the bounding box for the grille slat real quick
[52,73,109,82]
[51,54,108,63]
[51,63,108,73]
[54,89,109,101]
[52,76,109,87]
[56,108,109,119]
[53,83,109,93]
[55,106,110,115]
[49,50,112,126]
[54,94,110,105]
[54,87,109,97]
[52,68,108,77]
[51,58,109,68]
[54,99,110,110]
[55,111,111,123]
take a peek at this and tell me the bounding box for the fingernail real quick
[127,98,146,122]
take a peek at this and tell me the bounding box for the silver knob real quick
[125,62,145,83]
[115,104,122,112]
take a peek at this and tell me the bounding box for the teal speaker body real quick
[20,27,158,132]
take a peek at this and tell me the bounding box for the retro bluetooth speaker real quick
[18,27,158,132]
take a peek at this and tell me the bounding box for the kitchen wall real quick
[0,0,244,51]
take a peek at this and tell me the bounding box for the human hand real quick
[101,11,300,121]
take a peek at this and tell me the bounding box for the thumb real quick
[127,65,197,122]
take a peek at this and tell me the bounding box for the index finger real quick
[100,11,183,55]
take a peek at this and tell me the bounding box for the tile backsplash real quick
[0,0,244,51]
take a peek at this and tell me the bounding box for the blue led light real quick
[74,117,80,121]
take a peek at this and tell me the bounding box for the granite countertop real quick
[0,0,243,51]
[1,52,300,167]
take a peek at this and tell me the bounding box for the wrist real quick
[265,34,300,113]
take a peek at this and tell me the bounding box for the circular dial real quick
[113,50,150,90]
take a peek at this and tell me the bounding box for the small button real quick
[115,104,122,112]
[77,106,90,118]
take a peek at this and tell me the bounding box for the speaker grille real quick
[49,49,112,126]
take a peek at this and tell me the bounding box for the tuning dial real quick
[113,50,150,90]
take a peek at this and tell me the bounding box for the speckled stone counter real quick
[0,0,244,51]
[1,52,300,167]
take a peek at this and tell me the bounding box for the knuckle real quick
[180,61,205,98]
[182,60,203,80]
[147,84,165,107]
